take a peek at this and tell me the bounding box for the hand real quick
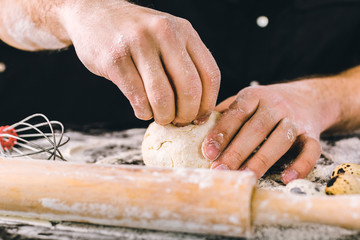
[201,79,341,184]
[60,0,220,125]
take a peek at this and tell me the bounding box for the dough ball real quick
[142,111,221,168]
[285,179,324,196]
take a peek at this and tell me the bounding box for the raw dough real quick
[285,179,324,196]
[142,111,221,168]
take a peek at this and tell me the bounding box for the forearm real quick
[0,0,71,50]
[297,65,360,134]
[322,65,360,132]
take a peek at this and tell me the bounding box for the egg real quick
[325,174,360,195]
[330,163,360,178]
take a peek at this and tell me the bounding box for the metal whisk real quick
[0,113,69,160]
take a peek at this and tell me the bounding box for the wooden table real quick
[0,128,360,240]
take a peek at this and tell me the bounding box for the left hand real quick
[201,79,340,184]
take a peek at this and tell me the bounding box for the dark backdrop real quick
[1,0,360,130]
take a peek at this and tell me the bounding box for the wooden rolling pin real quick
[0,157,359,237]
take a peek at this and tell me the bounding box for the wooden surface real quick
[0,216,360,240]
[1,156,360,237]
[0,129,360,239]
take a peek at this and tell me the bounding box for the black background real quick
[1,0,360,130]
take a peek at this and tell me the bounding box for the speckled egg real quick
[326,174,360,195]
[331,163,360,179]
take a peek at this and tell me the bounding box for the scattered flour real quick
[13,129,360,239]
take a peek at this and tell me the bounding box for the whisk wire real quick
[0,113,69,160]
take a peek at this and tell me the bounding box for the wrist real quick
[303,68,360,134]
[311,76,343,133]
[59,0,131,44]
[324,67,360,132]
[288,77,342,134]
[44,2,72,48]
[0,0,71,51]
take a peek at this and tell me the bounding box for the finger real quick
[202,90,259,161]
[130,33,175,125]
[162,47,202,125]
[158,32,203,125]
[214,96,236,113]
[186,23,221,121]
[211,104,283,170]
[240,118,298,178]
[281,135,322,184]
[108,55,153,120]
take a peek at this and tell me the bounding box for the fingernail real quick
[193,113,211,125]
[212,164,229,170]
[282,169,299,184]
[202,140,220,160]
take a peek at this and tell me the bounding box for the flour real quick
[26,129,360,239]
[63,129,145,165]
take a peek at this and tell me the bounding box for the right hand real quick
[60,0,221,125]
[202,80,331,183]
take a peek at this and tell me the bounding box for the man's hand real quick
[0,0,220,125]
[202,71,360,184]
[60,1,220,125]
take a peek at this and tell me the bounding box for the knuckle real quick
[117,80,137,96]
[259,107,279,123]
[210,131,226,145]
[253,152,271,169]
[286,128,296,143]
[149,91,174,109]
[129,94,147,107]
[236,88,251,101]
[207,67,221,89]
[129,27,148,46]
[248,118,267,135]
[281,118,298,142]
[183,82,202,100]
[232,88,259,112]
[220,131,231,145]
[108,37,130,65]
[109,52,127,66]
[177,17,193,29]
[150,16,176,39]
[281,118,297,131]
[269,93,286,107]
[227,150,245,164]
[228,99,250,116]
[302,157,316,171]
